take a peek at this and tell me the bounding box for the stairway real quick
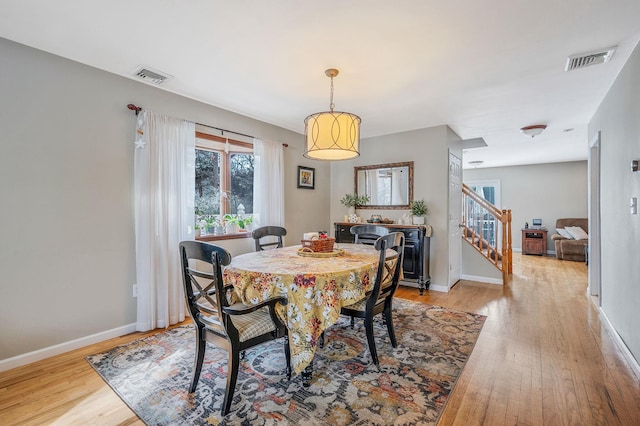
[462,183,512,284]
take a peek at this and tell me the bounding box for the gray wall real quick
[589,40,640,364]
[461,242,502,282]
[330,126,456,291]
[0,37,329,361]
[464,161,588,253]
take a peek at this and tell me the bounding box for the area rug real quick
[86,299,486,425]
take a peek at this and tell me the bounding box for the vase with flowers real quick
[340,193,370,223]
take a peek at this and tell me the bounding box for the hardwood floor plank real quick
[1,253,639,425]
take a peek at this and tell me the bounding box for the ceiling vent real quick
[565,46,616,71]
[133,66,171,85]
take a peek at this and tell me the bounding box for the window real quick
[195,131,254,236]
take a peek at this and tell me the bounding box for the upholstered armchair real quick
[551,218,588,261]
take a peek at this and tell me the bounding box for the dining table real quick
[223,243,381,385]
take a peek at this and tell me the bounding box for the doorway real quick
[448,151,462,289]
[588,132,602,303]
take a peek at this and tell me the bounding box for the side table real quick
[522,228,547,256]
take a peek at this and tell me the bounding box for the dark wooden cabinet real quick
[334,222,431,293]
[522,228,547,255]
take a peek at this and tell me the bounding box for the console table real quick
[334,222,431,294]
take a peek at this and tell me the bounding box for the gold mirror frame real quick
[354,161,414,209]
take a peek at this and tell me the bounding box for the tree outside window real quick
[194,138,254,235]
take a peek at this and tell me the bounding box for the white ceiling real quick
[2,1,640,168]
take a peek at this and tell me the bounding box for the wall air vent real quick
[133,66,171,85]
[565,46,616,71]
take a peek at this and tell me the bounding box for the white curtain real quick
[253,138,284,230]
[134,110,195,331]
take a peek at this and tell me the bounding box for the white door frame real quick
[448,151,462,289]
[588,131,602,303]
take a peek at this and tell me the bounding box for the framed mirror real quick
[355,161,413,209]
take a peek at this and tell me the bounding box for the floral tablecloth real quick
[223,243,380,374]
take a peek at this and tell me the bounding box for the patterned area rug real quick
[87,299,485,425]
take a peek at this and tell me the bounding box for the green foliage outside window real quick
[195,148,254,232]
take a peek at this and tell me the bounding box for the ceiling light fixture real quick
[304,69,361,160]
[520,124,547,138]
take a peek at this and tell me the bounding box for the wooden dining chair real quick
[252,225,287,251]
[339,232,405,366]
[179,241,291,416]
[350,224,389,245]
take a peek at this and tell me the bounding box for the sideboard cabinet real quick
[334,222,431,293]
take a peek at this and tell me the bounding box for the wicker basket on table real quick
[300,237,335,253]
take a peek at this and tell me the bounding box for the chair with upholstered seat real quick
[252,226,287,251]
[339,232,404,366]
[179,240,290,416]
[350,224,389,245]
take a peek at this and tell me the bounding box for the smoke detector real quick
[133,66,172,85]
[565,46,616,71]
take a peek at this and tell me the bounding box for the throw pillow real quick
[556,228,573,239]
[566,226,588,240]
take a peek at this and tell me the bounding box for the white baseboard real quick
[461,274,503,285]
[0,323,137,373]
[598,308,640,381]
[427,284,449,292]
[400,280,449,293]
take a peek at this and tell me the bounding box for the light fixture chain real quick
[329,75,335,112]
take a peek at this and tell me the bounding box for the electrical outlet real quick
[133,284,138,298]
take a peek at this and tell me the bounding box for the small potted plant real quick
[224,214,242,234]
[205,216,217,234]
[194,223,201,238]
[213,218,224,235]
[242,215,254,231]
[411,199,428,225]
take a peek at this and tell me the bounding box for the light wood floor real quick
[2,253,639,425]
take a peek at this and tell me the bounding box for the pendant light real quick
[304,69,361,160]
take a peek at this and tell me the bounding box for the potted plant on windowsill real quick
[224,214,247,234]
[205,216,217,234]
[223,214,238,234]
[242,215,254,231]
[213,218,224,235]
[410,199,428,225]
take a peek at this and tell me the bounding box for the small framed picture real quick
[297,166,315,189]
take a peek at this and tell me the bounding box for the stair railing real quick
[462,183,512,284]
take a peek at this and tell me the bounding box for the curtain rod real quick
[127,103,288,147]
